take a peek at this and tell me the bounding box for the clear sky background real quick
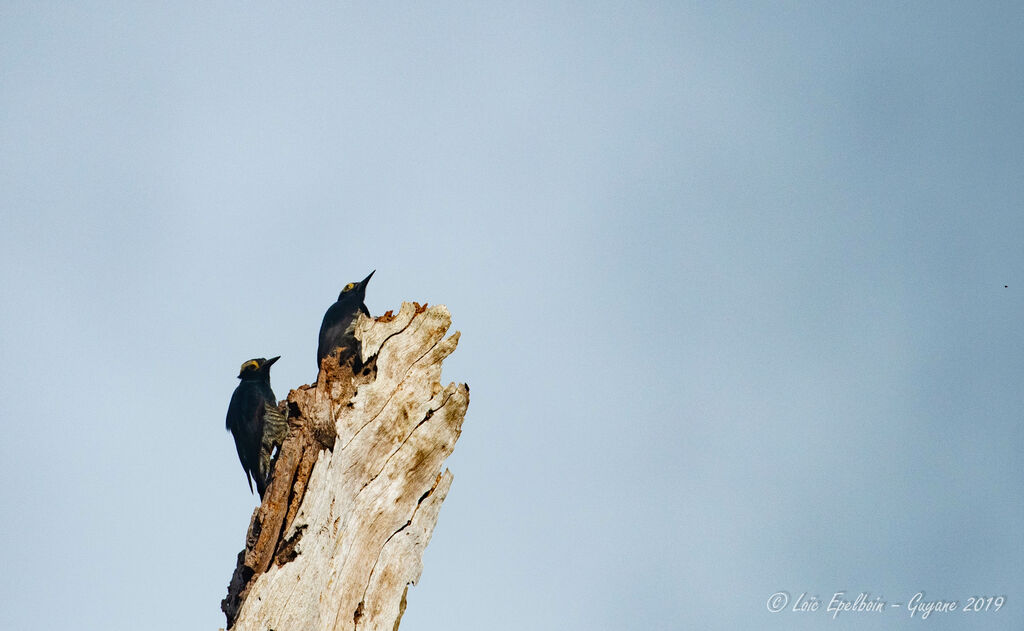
[1,3,1021,630]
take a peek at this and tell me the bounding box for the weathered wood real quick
[222,302,467,631]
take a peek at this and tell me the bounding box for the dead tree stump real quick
[222,302,469,631]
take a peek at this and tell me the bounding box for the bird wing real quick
[251,400,268,496]
[227,386,265,494]
[318,302,357,365]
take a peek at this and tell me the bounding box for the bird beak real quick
[265,356,281,368]
[359,270,375,289]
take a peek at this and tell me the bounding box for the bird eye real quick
[344,283,355,291]
[240,360,259,372]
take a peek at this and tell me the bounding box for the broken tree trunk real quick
[222,302,469,631]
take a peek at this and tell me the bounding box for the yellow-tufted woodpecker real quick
[225,356,287,498]
[317,270,374,372]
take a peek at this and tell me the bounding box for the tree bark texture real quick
[222,302,468,631]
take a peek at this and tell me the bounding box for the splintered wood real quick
[222,302,468,631]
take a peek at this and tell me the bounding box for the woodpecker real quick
[317,270,374,372]
[225,356,286,498]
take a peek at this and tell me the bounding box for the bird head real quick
[337,270,375,301]
[237,355,280,379]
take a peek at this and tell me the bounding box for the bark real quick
[222,302,469,631]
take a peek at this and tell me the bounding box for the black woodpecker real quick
[225,356,288,498]
[317,270,374,371]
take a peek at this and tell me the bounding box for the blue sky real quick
[1,3,1022,630]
